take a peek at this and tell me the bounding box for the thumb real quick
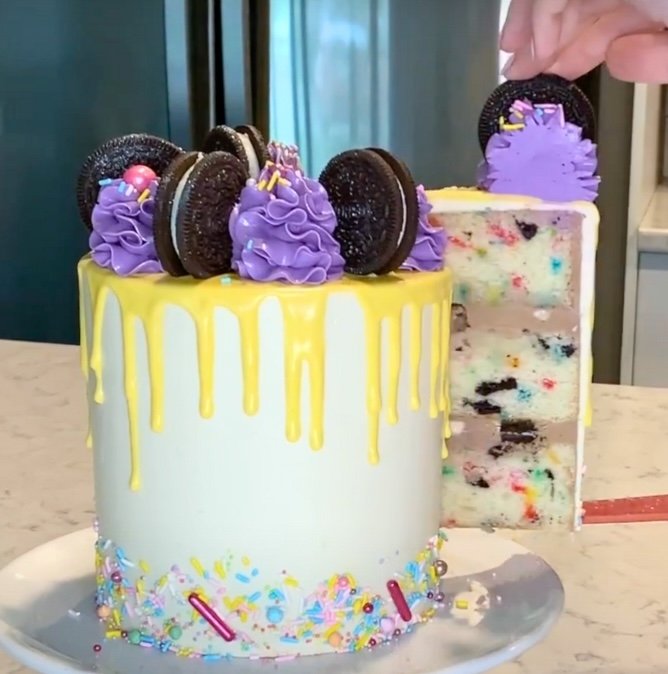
[606,31,668,82]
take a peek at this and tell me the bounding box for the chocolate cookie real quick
[153,152,202,277]
[201,124,269,179]
[168,151,248,279]
[77,133,183,229]
[367,148,418,275]
[319,148,419,275]
[478,74,596,152]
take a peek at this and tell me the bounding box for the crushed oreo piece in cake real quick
[451,304,469,333]
[465,399,502,415]
[475,377,518,396]
[500,419,538,443]
[515,219,538,240]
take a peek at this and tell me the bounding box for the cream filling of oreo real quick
[395,176,408,246]
[170,153,204,257]
[239,132,260,179]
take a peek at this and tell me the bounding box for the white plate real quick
[0,528,563,674]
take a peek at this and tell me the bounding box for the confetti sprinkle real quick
[188,593,236,642]
[387,580,412,622]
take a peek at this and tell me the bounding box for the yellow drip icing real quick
[79,258,452,489]
[429,302,442,418]
[143,306,165,432]
[386,311,402,425]
[236,306,261,416]
[279,294,326,449]
[409,305,422,411]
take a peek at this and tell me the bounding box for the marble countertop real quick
[1,339,667,674]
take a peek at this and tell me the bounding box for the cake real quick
[77,131,453,658]
[76,74,600,660]
[436,76,600,530]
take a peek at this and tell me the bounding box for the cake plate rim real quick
[0,527,564,674]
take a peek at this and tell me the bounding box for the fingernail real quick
[501,54,515,78]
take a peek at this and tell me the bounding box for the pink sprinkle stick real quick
[188,593,236,642]
[386,580,412,622]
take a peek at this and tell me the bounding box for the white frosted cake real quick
[77,135,453,658]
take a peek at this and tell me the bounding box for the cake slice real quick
[431,190,598,530]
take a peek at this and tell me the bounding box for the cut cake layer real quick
[429,189,598,530]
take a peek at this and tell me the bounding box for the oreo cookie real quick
[77,133,183,229]
[319,148,419,276]
[478,74,596,152]
[201,124,269,180]
[153,152,201,277]
[153,151,248,279]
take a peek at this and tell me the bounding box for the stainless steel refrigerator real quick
[0,0,632,382]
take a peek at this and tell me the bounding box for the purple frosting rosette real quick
[229,163,345,285]
[401,185,446,272]
[477,100,600,202]
[90,179,163,275]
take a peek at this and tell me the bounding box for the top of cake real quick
[77,74,599,284]
[76,128,446,283]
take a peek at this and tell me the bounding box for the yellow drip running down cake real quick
[76,133,453,658]
[434,75,600,530]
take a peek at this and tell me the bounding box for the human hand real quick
[501,0,668,83]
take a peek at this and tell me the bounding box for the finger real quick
[503,43,554,80]
[531,0,570,61]
[547,5,661,80]
[607,32,668,82]
[500,0,534,52]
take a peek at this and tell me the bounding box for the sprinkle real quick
[112,608,121,625]
[140,635,155,646]
[241,556,251,567]
[257,179,268,191]
[267,170,281,192]
[235,573,250,584]
[139,560,150,573]
[455,599,469,610]
[284,576,299,588]
[387,580,412,621]
[125,184,135,196]
[93,644,102,653]
[280,636,299,644]
[98,178,113,186]
[203,654,223,661]
[247,591,262,603]
[190,557,206,577]
[220,276,232,286]
[251,568,259,577]
[137,188,151,204]
[68,609,81,619]
[188,593,236,642]
[105,629,122,639]
[213,560,226,579]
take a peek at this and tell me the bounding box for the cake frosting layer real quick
[79,258,453,656]
[428,188,598,530]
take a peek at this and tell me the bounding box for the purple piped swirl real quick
[89,179,163,276]
[401,186,446,272]
[229,165,344,284]
[477,100,600,203]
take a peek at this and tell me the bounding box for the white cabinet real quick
[622,85,668,386]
